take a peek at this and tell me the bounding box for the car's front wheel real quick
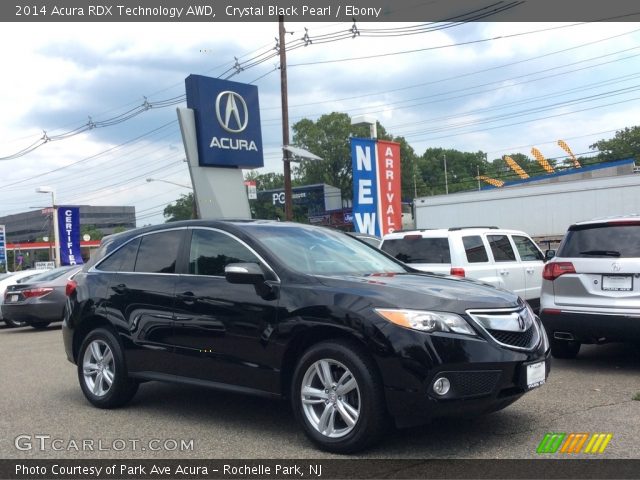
[550,338,581,359]
[77,328,138,408]
[291,340,387,453]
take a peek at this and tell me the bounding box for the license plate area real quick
[9,294,19,303]
[602,275,633,291]
[525,361,546,390]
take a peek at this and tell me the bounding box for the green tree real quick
[243,171,285,190]
[112,226,128,234]
[291,112,374,201]
[589,126,640,163]
[80,225,105,241]
[164,193,194,222]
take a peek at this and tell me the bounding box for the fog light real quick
[433,377,450,395]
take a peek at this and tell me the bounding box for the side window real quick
[487,235,516,262]
[96,238,140,272]
[189,229,260,276]
[512,235,544,261]
[134,231,183,274]
[462,235,489,263]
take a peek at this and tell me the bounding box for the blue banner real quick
[185,74,264,169]
[350,138,380,236]
[57,207,84,266]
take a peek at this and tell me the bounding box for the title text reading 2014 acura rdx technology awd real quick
[63,220,550,453]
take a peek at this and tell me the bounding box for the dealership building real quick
[0,205,136,243]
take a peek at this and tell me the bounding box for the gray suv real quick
[540,216,640,358]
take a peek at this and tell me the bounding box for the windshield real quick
[247,225,407,276]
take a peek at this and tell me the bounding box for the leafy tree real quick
[589,126,640,163]
[112,226,128,234]
[164,193,195,222]
[243,171,285,190]
[80,225,105,241]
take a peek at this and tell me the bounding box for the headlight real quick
[375,308,477,336]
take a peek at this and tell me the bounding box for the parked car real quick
[380,227,545,310]
[0,269,48,327]
[64,220,549,453]
[540,215,640,359]
[2,266,81,329]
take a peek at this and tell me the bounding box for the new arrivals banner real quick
[351,138,401,236]
[57,207,84,266]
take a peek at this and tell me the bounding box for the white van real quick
[380,227,545,309]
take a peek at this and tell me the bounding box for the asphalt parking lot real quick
[1,324,638,459]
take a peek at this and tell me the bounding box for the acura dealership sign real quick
[185,74,264,169]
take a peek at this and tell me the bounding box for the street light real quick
[146,178,198,219]
[36,186,60,267]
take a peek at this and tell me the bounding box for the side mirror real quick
[544,249,556,261]
[225,263,265,285]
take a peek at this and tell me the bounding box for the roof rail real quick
[448,226,499,231]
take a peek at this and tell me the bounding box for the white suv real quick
[380,227,545,309]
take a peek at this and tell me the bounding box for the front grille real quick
[435,370,501,398]
[466,307,540,351]
[487,326,536,349]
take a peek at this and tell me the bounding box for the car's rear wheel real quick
[3,317,26,328]
[291,340,387,453]
[78,328,138,408]
[550,338,581,359]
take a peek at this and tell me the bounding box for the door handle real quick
[526,268,535,274]
[111,284,128,294]
[499,270,509,276]
[178,291,196,305]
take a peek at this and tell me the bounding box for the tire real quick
[291,340,387,453]
[550,338,581,359]
[77,328,138,408]
[31,322,51,329]
[3,317,26,328]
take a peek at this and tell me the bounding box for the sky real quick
[1,19,639,228]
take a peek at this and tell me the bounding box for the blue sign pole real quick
[57,207,84,266]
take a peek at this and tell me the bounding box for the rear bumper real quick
[1,302,63,324]
[540,309,640,343]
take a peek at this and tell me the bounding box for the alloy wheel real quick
[82,339,115,397]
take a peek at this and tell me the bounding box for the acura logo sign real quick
[215,91,248,133]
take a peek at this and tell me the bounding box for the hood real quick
[315,272,520,313]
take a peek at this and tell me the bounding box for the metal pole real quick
[279,16,293,221]
[477,164,481,191]
[444,154,448,195]
[51,192,61,267]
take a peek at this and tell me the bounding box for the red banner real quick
[375,140,402,235]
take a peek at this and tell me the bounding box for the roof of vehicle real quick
[382,227,531,239]
[570,214,640,227]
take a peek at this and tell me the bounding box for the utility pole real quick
[444,154,448,195]
[477,164,481,191]
[279,16,293,221]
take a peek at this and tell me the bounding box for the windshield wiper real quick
[579,250,621,257]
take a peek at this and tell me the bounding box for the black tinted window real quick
[189,229,259,276]
[463,236,489,263]
[381,237,451,264]
[487,235,516,262]
[559,224,640,258]
[96,238,140,272]
[512,235,544,261]
[135,231,182,274]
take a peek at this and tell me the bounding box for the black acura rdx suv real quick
[63,220,549,452]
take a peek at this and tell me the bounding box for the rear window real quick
[559,224,640,258]
[381,237,451,264]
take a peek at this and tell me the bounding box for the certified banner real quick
[57,207,84,266]
[350,138,380,236]
[0,224,6,272]
[376,140,402,236]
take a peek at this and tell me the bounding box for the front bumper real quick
[375,321,550,427]
[540,309,640,343]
